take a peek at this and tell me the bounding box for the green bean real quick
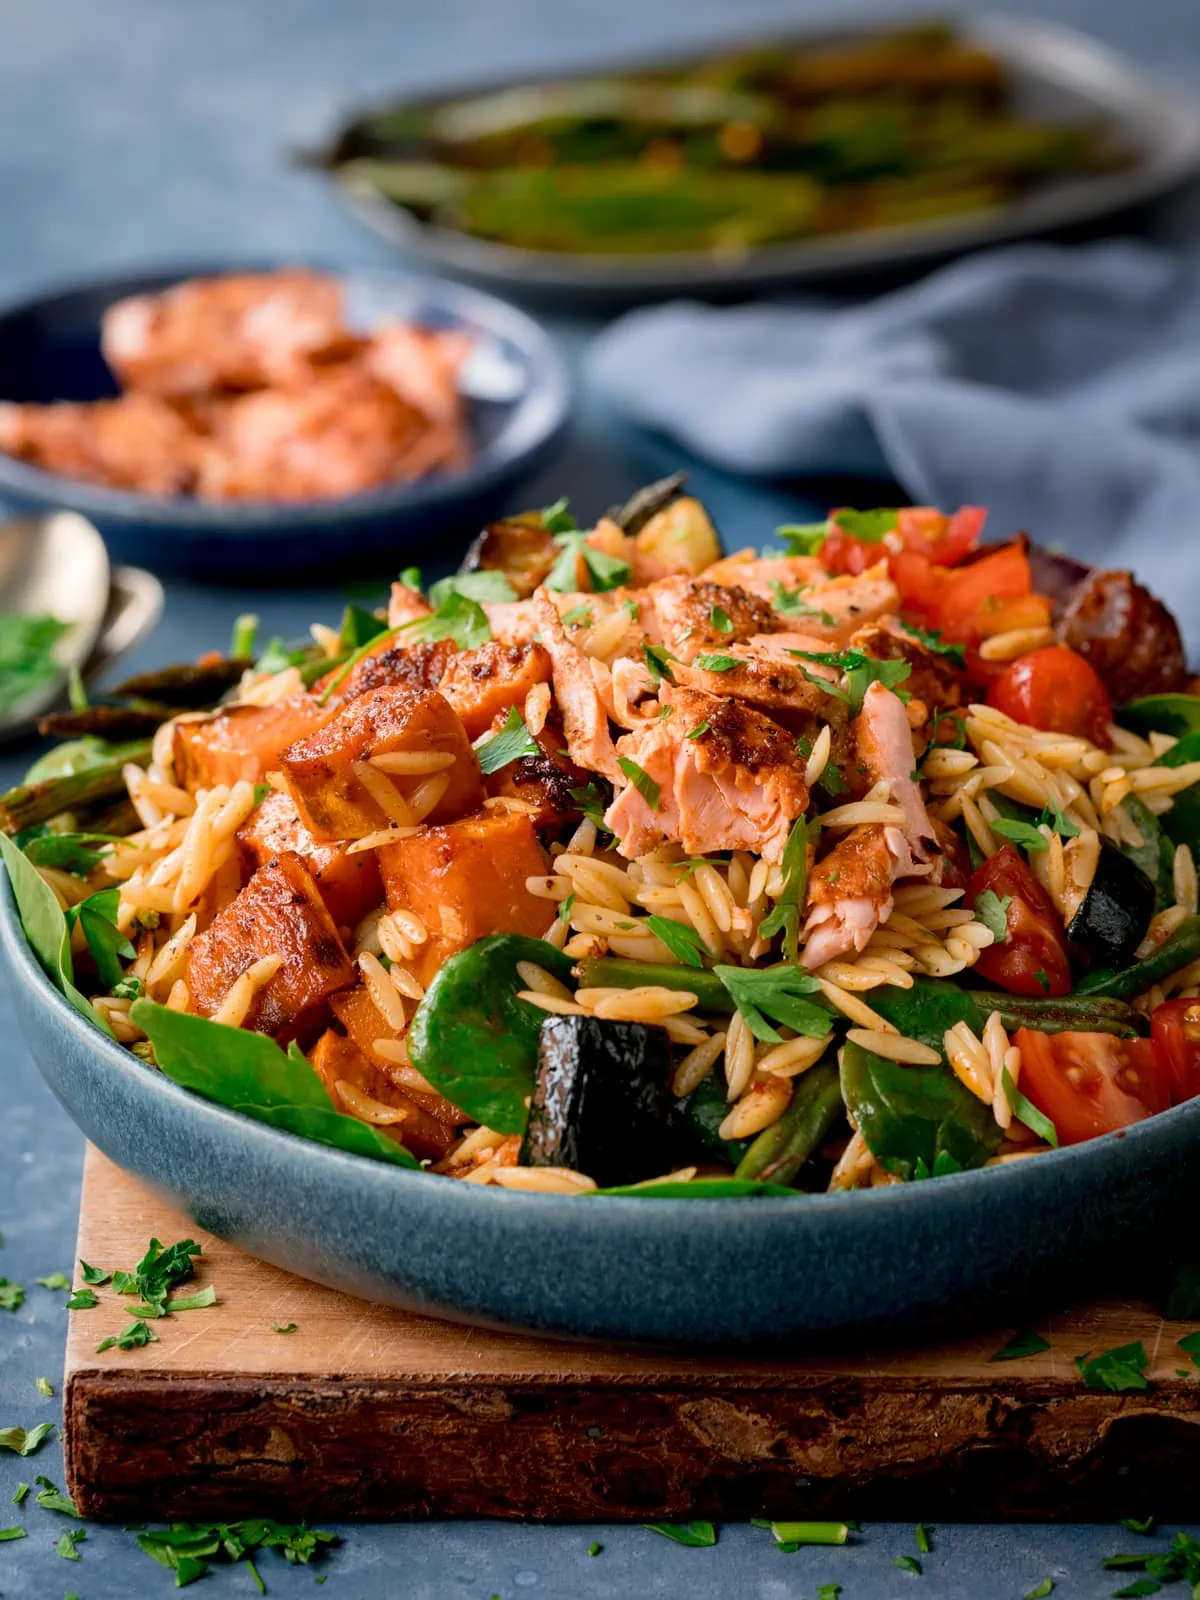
[0,744,153,835]
[1073,916,1200,1000]
[734,1058,842,1187]
[576,955,735,1013]
[966,992,1143,1038]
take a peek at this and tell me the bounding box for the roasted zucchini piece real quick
[1066,839,1155,971]
[522,1015,672,1186]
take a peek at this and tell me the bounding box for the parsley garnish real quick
[400,590,492,650]
[1034,967,1051,993]
[135,1517,337,1587]
[541,496,576,534]
[644,1521,717,1547]
[991,817,1050,853]
[80,1261,110,1286]
[0,1278,25,1312]
[710,604,733,634]
[34,1476,79,1516]
[973,890,1011,943]
[96,1318,159,1353]
[768,580,835,625]
[1075,1340,1150,1393]
[833,507,898,540]
[642,642,677,685]
[646,915,706,968]
[426,570,516,609]
[757,815,816,963]
[588,1540,603,1556]
[12,1482,28,1503]
[560,603,594,627]
[1121,1518,1157,1537]
[65,1289,99,1310]
[272,1322,299,1334]
[35,1271,71,1291]
[1037,797,1081,839]
[35,1377,52,1397]
[897,619,966,667]
[1024,1581,1054,1599]
[617,756,660,812]
[915,1525,932,1555]
[1178,1330,1200,1368]
[558,892,575,925]
[57,1528,86,1561]
[685,720,710,741]
[929,709,968,750]
[476,706,541,776]
[894,1555,922,1575]
[789,648,911,713]
[0,1527,25,1541]
[714,964,833,1044]
[692,652,741,672]
[990,1330,1051,1362]
[1001,1066,1058,1147]
[0,1423,54,1456]
[547,529,631,593]
[777,522,830,555]
[568,782,613,836]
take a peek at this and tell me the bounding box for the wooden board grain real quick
[65,1147,1200,1523]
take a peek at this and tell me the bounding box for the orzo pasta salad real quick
[6,476,1200,1196]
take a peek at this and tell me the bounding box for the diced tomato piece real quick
[967,846,1071,997]
[896,504,986,564]
[890,549,942,615]
[1150,997,1200,1106]
[819,527,877,577]
[1014,1028,1165,1145]
[987,646,1113,749]
[932,543,1034,645]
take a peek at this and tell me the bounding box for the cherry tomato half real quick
[821,505,987,581]
[967,846,1071,998]
[1150,997,1200,1106]
[932,543,1034,644]
[987,645,1113,749]
[1013,1028,1165,1145]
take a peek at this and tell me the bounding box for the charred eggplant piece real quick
[459,511,559,598]
[606,472,686,535]
[1067,839,1155,971]
[674,1070,750,1168]
[522,1015,672,1186]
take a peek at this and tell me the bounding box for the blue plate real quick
[0,265,571,579]
[3,877,1196,1346]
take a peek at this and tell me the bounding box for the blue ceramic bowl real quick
[3,876,1195,1346]
[0,265,570,580]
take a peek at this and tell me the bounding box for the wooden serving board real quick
[65,1147,1200,1524]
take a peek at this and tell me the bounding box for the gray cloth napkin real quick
[588,242,1200,658]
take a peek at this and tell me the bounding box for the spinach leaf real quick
[840,1040,1002,1180]
[0,831,110,1032]
[407,934,575,1135]
[67,886,135,991]
[1119,694,1200,740]
[864,977,984,1056]
[1154,731,1200,850]
[1119,795,1176,912]
[24,735,149,784]
[18,830,116,877]
[130,1001,418,1169]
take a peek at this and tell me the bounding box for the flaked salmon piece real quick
[482,598,540,645]
[387,581,433,629]
[605,686,808,864]
[847,617,964,714]
[856,681,938,865]
[533,588,622,781]
[671,634,839,727]
[701,551,828,596]
[802,823,900,969]
[773,563,901,644]
[639,575,777,664]
[366,321,471,429]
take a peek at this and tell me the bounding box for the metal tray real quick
[315,15,1200,308]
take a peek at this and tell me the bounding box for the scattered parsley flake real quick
[974,890,1011,944]
[692,652,741,673]
[398,590,492,651]
[34,1476,79,1517]
[992,817,1050,853]
[0,1423,54,1456]
[558,892,575,925]
[560,602,594,627]
[35,1272,71,1292]
[790,647,911,712]
[642,642,677,685]
[35,1377,52,1398]
[915,1524,932,1554]
[714,963,833,1044]
[1075,1340,1150,1393]
[12,1482,28,1504]
[57,1527,86,1561]
[894,1554,922,1575]
[617,756,660,812]
[476,706,542,775]
[162,1285,217,1314]
[685,720,710,741]
[426,570,516,609]
[769,580,835,625]
[710,604,733,634]
[777,522,830,555]
[96,1318,159,1354]
[1024,1581,1054,1599]
[0,1527,26,1542]
[0,1278,25,1312]
[644,1521,717,1547]
[990,1330,1051,1362]
[588,1541,602,1557]
[646,915,706,968]
[930,709,968,751]
[547,529,630,593]
[897,619,966,666]
[623,598,640,620]
[1110,1582,1162,1598]
[66,1289,99,1311]
[1001,1066,1058,1148]
[1034,968,1051,994]
[272,1322,299,1334]
[1177,1330,1200,1368]
[1037,797,1081,839]
[1120,1517,1157,1537]
[832,507,899,540]
[757,815,816,964]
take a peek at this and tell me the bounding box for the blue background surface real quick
[0,0,1198,1594]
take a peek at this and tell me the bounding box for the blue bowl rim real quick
[0,259,572,532]
[4,868,1198,1233]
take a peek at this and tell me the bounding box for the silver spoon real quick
[0,510,111,736]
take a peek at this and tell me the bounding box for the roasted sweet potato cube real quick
[174,695,331,791]
[377,810,551,986]
[280,685,483,841]
[333,636,453,702]
[185,852,354,1044]
[309,1027,462,1162]
[484,715,588,829]
[330,983,401,1062]
[236,790,381,931]
[437,640,552,739]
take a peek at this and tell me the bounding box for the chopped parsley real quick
[547,528,631,593]
[96,1318,159,1354]
[136,1517,338,1587]
[1034,968,1051,994]
[34,1476,79,1516]
[714,964,834,1044]
[426,570,516,608]
[1075,1340,1150,1393]
[272,1322,299,1334]
[57,1528,86,1561]
[0,1278,25,1312]
[400,590,492,651]
[777,522,830,555]
[973,890,1011,944]
[588,1541,602,1556]
[757,815,816,963]
[35,1377,52,1398]
[1178,1330,1200,1368]
[646,915,706,968]
[658,703,674,719]
[1037,796,1081,839]
[897,619,966,667]
[789,648,911,713]
[833,507,899,540]
[644,1521,717,1547]
[560,603,594,627]
[558,892,575,925]
[617,756,660,812]
[1024,1582,1054,1599]
[991,818,1050,853]
[818,761,847,797]
[642,642,677,685]
[476,706,542,775]
[685,720,710,741]
[568,782,613,837]
[990,1330,1051,1362]
[1121,1518,1157,1537]
[80,1261,110,1286]
[692,652,741,672]
[709,604,733,634]
[1001,1066,1058,1147]
[66,1289,99,1310]
[915,1524,932,1555]
[769,580,835,625]
[894,1554,922,1575]
[0,1527,25,1542]
[35,1271,71,1291]
[0,1423,54,1456]
[11,1483,28,1504]
[929,709,968,750]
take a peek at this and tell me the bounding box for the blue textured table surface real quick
[1,1,1198,1595]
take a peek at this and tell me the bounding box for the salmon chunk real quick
[281,686,483,841]
[0,393,203,496]
[236,790,382,930]
[173,695,331,791]
[438,640,552,739]
[642,576,777,664]
[533,589,622,781]
[309,1026,465,1162]
[377,810,551,987]
[605,686,809,863]
[185,852,354,1044]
